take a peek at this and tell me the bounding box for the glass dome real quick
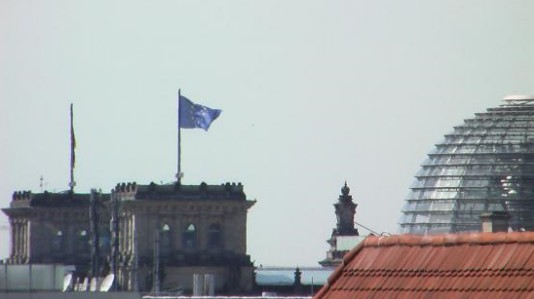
[400,97,534,234]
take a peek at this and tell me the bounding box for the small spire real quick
[341,181,350,196]
[294,267,302,286]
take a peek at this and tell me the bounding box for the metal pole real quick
[132,214,138,292]
[177,89,182,183]
[354,221,381,236]
[90,189,100,279]
[69,103,76,192]
[110,191,119,290]
[153,225,160,293]
[311,276,314,296]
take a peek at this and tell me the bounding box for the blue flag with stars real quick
[179,95,222,131]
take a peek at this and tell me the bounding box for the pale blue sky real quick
[1,0,534,266]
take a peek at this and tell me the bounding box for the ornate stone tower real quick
[334,182,358,236]
[319,182,364,267]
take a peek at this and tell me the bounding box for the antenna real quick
[354,221,384,236]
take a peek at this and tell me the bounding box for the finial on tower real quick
[341,181,350,196]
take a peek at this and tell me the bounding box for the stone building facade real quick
[114,181,256,293]
[3,190,110,269]
[2,181,256,294]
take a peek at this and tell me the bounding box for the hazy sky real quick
[1,1,534,266]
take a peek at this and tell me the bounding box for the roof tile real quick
[315,231,534,299]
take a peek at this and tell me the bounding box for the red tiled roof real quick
[315,231,534,299]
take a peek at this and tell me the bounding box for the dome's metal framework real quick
[400,97,534,234]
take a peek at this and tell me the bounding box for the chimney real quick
[480,211,511,232]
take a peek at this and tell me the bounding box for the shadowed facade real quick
[3,181,256,294]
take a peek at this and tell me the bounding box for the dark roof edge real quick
[364,231,534,248]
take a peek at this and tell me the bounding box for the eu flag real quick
[179,95,222,131]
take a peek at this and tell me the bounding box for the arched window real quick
[182,224,196,249]
[99,229,111,254]
[77,230,89,253]
[208,223,222,249]
[52,230,63,252]
[160,224,171,256]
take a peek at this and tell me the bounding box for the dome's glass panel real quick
[399,99,534,234]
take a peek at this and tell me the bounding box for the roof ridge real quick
[362,231,534,247]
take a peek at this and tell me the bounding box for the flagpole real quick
[69,103,75,192]
[177,89,182,183]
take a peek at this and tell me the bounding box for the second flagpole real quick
[177,89,182,183]
[70,103,76,192]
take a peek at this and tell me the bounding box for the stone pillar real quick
[21,221,27,261]
[132,214,138,292]
[10,220,15,260]
[120,217,126,254]
[15,222,21,261]
[126,215,132,254]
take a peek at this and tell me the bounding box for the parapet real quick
[12,191,32,201]
[8,190,108,208]
[113,181,248,201]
